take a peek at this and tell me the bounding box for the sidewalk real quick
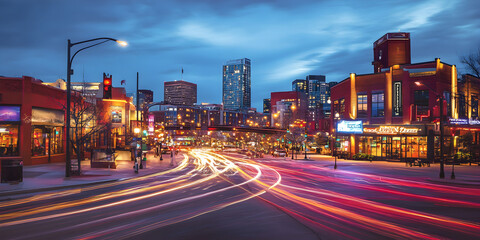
[304,153,480,187]
[0,151,181,197]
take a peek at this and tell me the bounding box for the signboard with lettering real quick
[363,126,421,135]
[393,82,402,117]
[337,120,363,134]
[448,118,480,125]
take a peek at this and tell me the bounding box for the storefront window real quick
[51,127,63,154]
[32,127,47,156]
[32,126,63,156]
[372,92,385,117]
[0,125,19,157]
[357,94,368,118]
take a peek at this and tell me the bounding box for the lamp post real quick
[414,81,445,179]
[304,120,308,160]
[334,112,340,169]
[66,38,127,177]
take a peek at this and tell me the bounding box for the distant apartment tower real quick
[138,89,153,109]
[292,79,307,93]
[222,58,251,110]
[306,75,326,109]
[263,98,271,113]
[164,80,197,106]
[372,32,411,73]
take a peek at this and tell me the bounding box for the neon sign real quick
[363,126,420,135]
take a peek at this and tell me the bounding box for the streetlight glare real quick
[116,40,128,47]
[414,81,422,86]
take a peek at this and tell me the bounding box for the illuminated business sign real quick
[337,120,363,134]
[363,126,420,135]
[393,82,402,117]
[448,118,480,125]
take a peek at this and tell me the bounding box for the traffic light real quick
[304,133,308,138]
[103,73,112,99]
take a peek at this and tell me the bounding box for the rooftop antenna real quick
[181,67,184,81]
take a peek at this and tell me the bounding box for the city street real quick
[0,150,479,240]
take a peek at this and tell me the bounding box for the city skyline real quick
[1,0,479,110]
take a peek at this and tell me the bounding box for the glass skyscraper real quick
[222,58,251,110]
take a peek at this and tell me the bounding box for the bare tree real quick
[461,48,480,78]
[286,125,306,158]
[66,83,108,174]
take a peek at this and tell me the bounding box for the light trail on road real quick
[0,150,478,240]
[221,153,480,239]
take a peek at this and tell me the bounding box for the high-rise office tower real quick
[164,80,197,106]
[222,58,251,110]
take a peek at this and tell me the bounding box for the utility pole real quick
[439,96,445,178]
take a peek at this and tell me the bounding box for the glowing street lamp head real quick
[116,40,128,47]
[335,113,340,118]
[134,128,140,134]
[414,81,422,86]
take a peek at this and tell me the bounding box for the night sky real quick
[1,0,479,110]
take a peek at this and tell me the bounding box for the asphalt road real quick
[0,150,479,240]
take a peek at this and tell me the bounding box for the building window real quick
[333,100,339,115]
[443,91,451,117]
[414,90,429,117]
[372,92,385,117]
[357,94,368,118]
[472,95,478,119]
[340,98,345,115]
[458,94,467,118]
[0,125,19,157]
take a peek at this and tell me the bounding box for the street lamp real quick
[334,112,340,169]
[414,81,446,179]
[66,37,127,177]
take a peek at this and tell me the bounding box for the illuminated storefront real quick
[358,125,428,159]
[0,106,21,157]
[336,121,431,160]
[0,76,68,165]
[31,108,64,158]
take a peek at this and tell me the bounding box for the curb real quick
[0,178,121,198]
[0,169,163,198]
[426,179,480,187]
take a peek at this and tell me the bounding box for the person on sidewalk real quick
[170,149,175,166]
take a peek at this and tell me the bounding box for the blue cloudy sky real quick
[1,0,479,110]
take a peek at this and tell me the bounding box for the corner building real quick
[330,32,480,161]
[331,59,459,160]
